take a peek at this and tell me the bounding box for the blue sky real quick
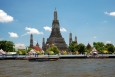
[0,0,115,47]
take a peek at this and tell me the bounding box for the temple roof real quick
[92,47,97,52]
[86,43,91,50]
[33,46,42,51]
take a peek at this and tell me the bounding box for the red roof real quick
[33,46,42,51]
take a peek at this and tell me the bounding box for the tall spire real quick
[30,34,33,48]
[42,37,45,46]
[45,9,67,51]
[54,8,57,20]
[69,32,72,45]
[75,36,77,44]
[30,34,33,39]
[36,41,39,46]
[42,37,46,51]
[70,32,72,39]
[50,8,61,38]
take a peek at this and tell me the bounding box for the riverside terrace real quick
[0,54,115,60]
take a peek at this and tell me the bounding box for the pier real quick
[0,55,59,60]
[0,54,115,60]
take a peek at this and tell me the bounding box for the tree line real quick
[0,40,14,52]
[0,40,115,54]
[69,41,115,54]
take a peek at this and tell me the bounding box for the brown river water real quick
[0,59,115,77]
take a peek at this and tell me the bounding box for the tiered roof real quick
[33,42,42,51]
[86,43,91,50]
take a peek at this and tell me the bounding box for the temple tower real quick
[45,8,67,51]
[30,34,33,48]
[49,8,62,38]
[36,42,39,46]
[42,37,46,51]
[75,36,77,44]
[69,32,72,45]
[69,32,78,44]
[86,43,91,50]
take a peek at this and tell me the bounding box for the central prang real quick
[42,9,67,51]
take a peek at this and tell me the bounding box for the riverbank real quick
[0,54,115,60]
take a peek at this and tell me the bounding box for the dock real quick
[0,54,115,60]
[59,55,87,59]
[0,55,60,60]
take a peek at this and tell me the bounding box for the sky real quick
[0,0,115,48]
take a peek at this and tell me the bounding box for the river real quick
[0,59,115,77]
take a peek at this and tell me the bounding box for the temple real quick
[30,34,33,48]
[86,43,91,50]
[29,34,42,52]
[69,32,72,45]
[69,32,77,44]
[42,8,67,51]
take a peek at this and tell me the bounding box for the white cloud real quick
[22,27,43,36]
[106,41,111,44]
[104,11,115,16]
[94,36,97,39]
[14,44,26,50]
[44,26,67,32]
[8,32,18,38]
[0,10,14,23]
[60,27,67,32]
[44,26,52,31]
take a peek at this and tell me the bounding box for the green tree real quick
[17,49,26,55]
[77,43,86,54]
[105,43,115,54]
[0,40,14,52]
[93,42,104,53]
[27,47,32,53]
[69,41,78,52]
[46,45,59,54]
